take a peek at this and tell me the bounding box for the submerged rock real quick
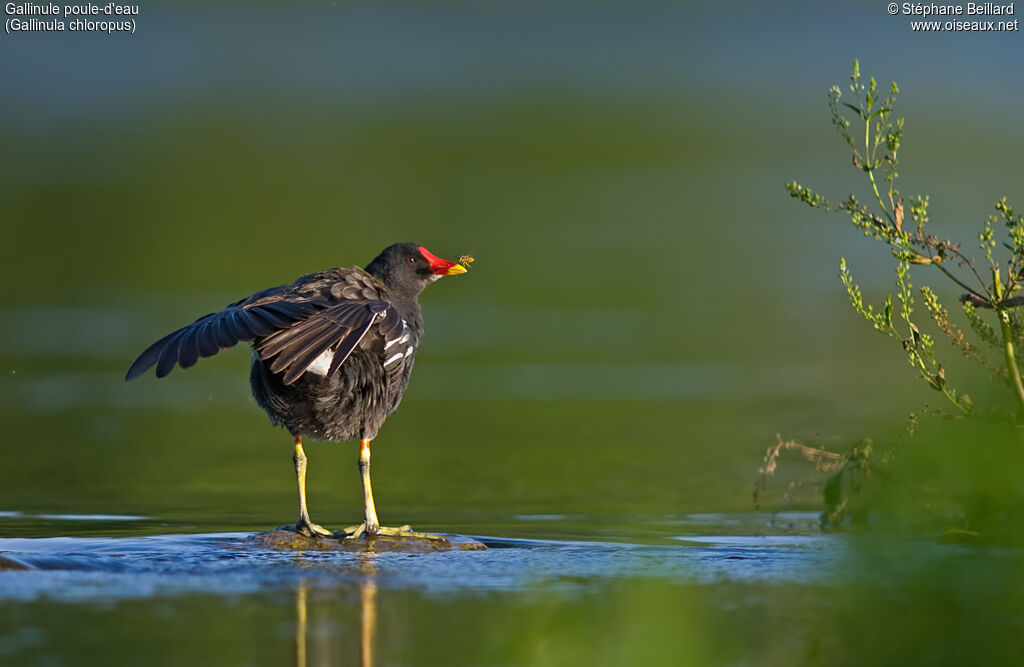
[245,526,486,552]
[0,555,32,571]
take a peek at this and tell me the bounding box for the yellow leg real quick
[359,438,380,535]
[344,438,445,541]
[294,435,332,537]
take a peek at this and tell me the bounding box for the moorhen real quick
[125,242,468,538]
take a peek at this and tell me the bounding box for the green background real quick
[2,2,1023,665]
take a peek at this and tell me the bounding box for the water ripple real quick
[0,530,844,602]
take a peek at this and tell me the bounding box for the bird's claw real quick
[296,518,334,538]
[343,522,446,541]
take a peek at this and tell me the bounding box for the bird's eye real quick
[406,256,416,264]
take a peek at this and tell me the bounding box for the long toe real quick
[344,522,446,541]
[377,525,447,541]
[343,521,378,539]
[296,519,333,538]
[343,522,367,539]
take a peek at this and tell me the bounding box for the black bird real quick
[126,243,468,538]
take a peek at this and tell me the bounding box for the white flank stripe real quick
[385,324,412,350]
[383,352,404,367]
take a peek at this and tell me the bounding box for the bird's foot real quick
[343,522,446,541]
[296,518,333,538]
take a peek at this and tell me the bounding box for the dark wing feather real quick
[236,309,276,337]
[209,321,236,350]
[262,301,320,321]
[178,327,202,370]
[155,330,186,378]
[264,319,339,375]
[124,298,314,381]
[375,306,405,342]
[251,306,291,329]
[329,303,397,377]
[255,300,390,385]
[196,321,221,358]
[259,318,331,362]
[126,267,394,383]
[125,329,181,381]
[257,301,380,360]
[282,326,345,377]
[325,307,388,377]
[222,310,252,342]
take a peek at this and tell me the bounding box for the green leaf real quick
[842,102,865,119]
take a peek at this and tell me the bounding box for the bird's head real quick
[366,242,468,296]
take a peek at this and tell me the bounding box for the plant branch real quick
[932,262,988,302]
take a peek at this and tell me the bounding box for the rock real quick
[245,526,486,552]
[0,555,32,570]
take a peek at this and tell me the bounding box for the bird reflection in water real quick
[293,554,379,667]
[358,557,378,667]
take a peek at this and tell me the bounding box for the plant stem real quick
[868,170,893,225]
[997,312,1024,415]
[865,116,894,225]
[907,350,971,415]
[932,262,987,301]
[993,268,1024,414]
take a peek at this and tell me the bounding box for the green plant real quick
[761,61,1024,528]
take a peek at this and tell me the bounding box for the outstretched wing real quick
[125,267,405,384]
[124,296,321,381]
